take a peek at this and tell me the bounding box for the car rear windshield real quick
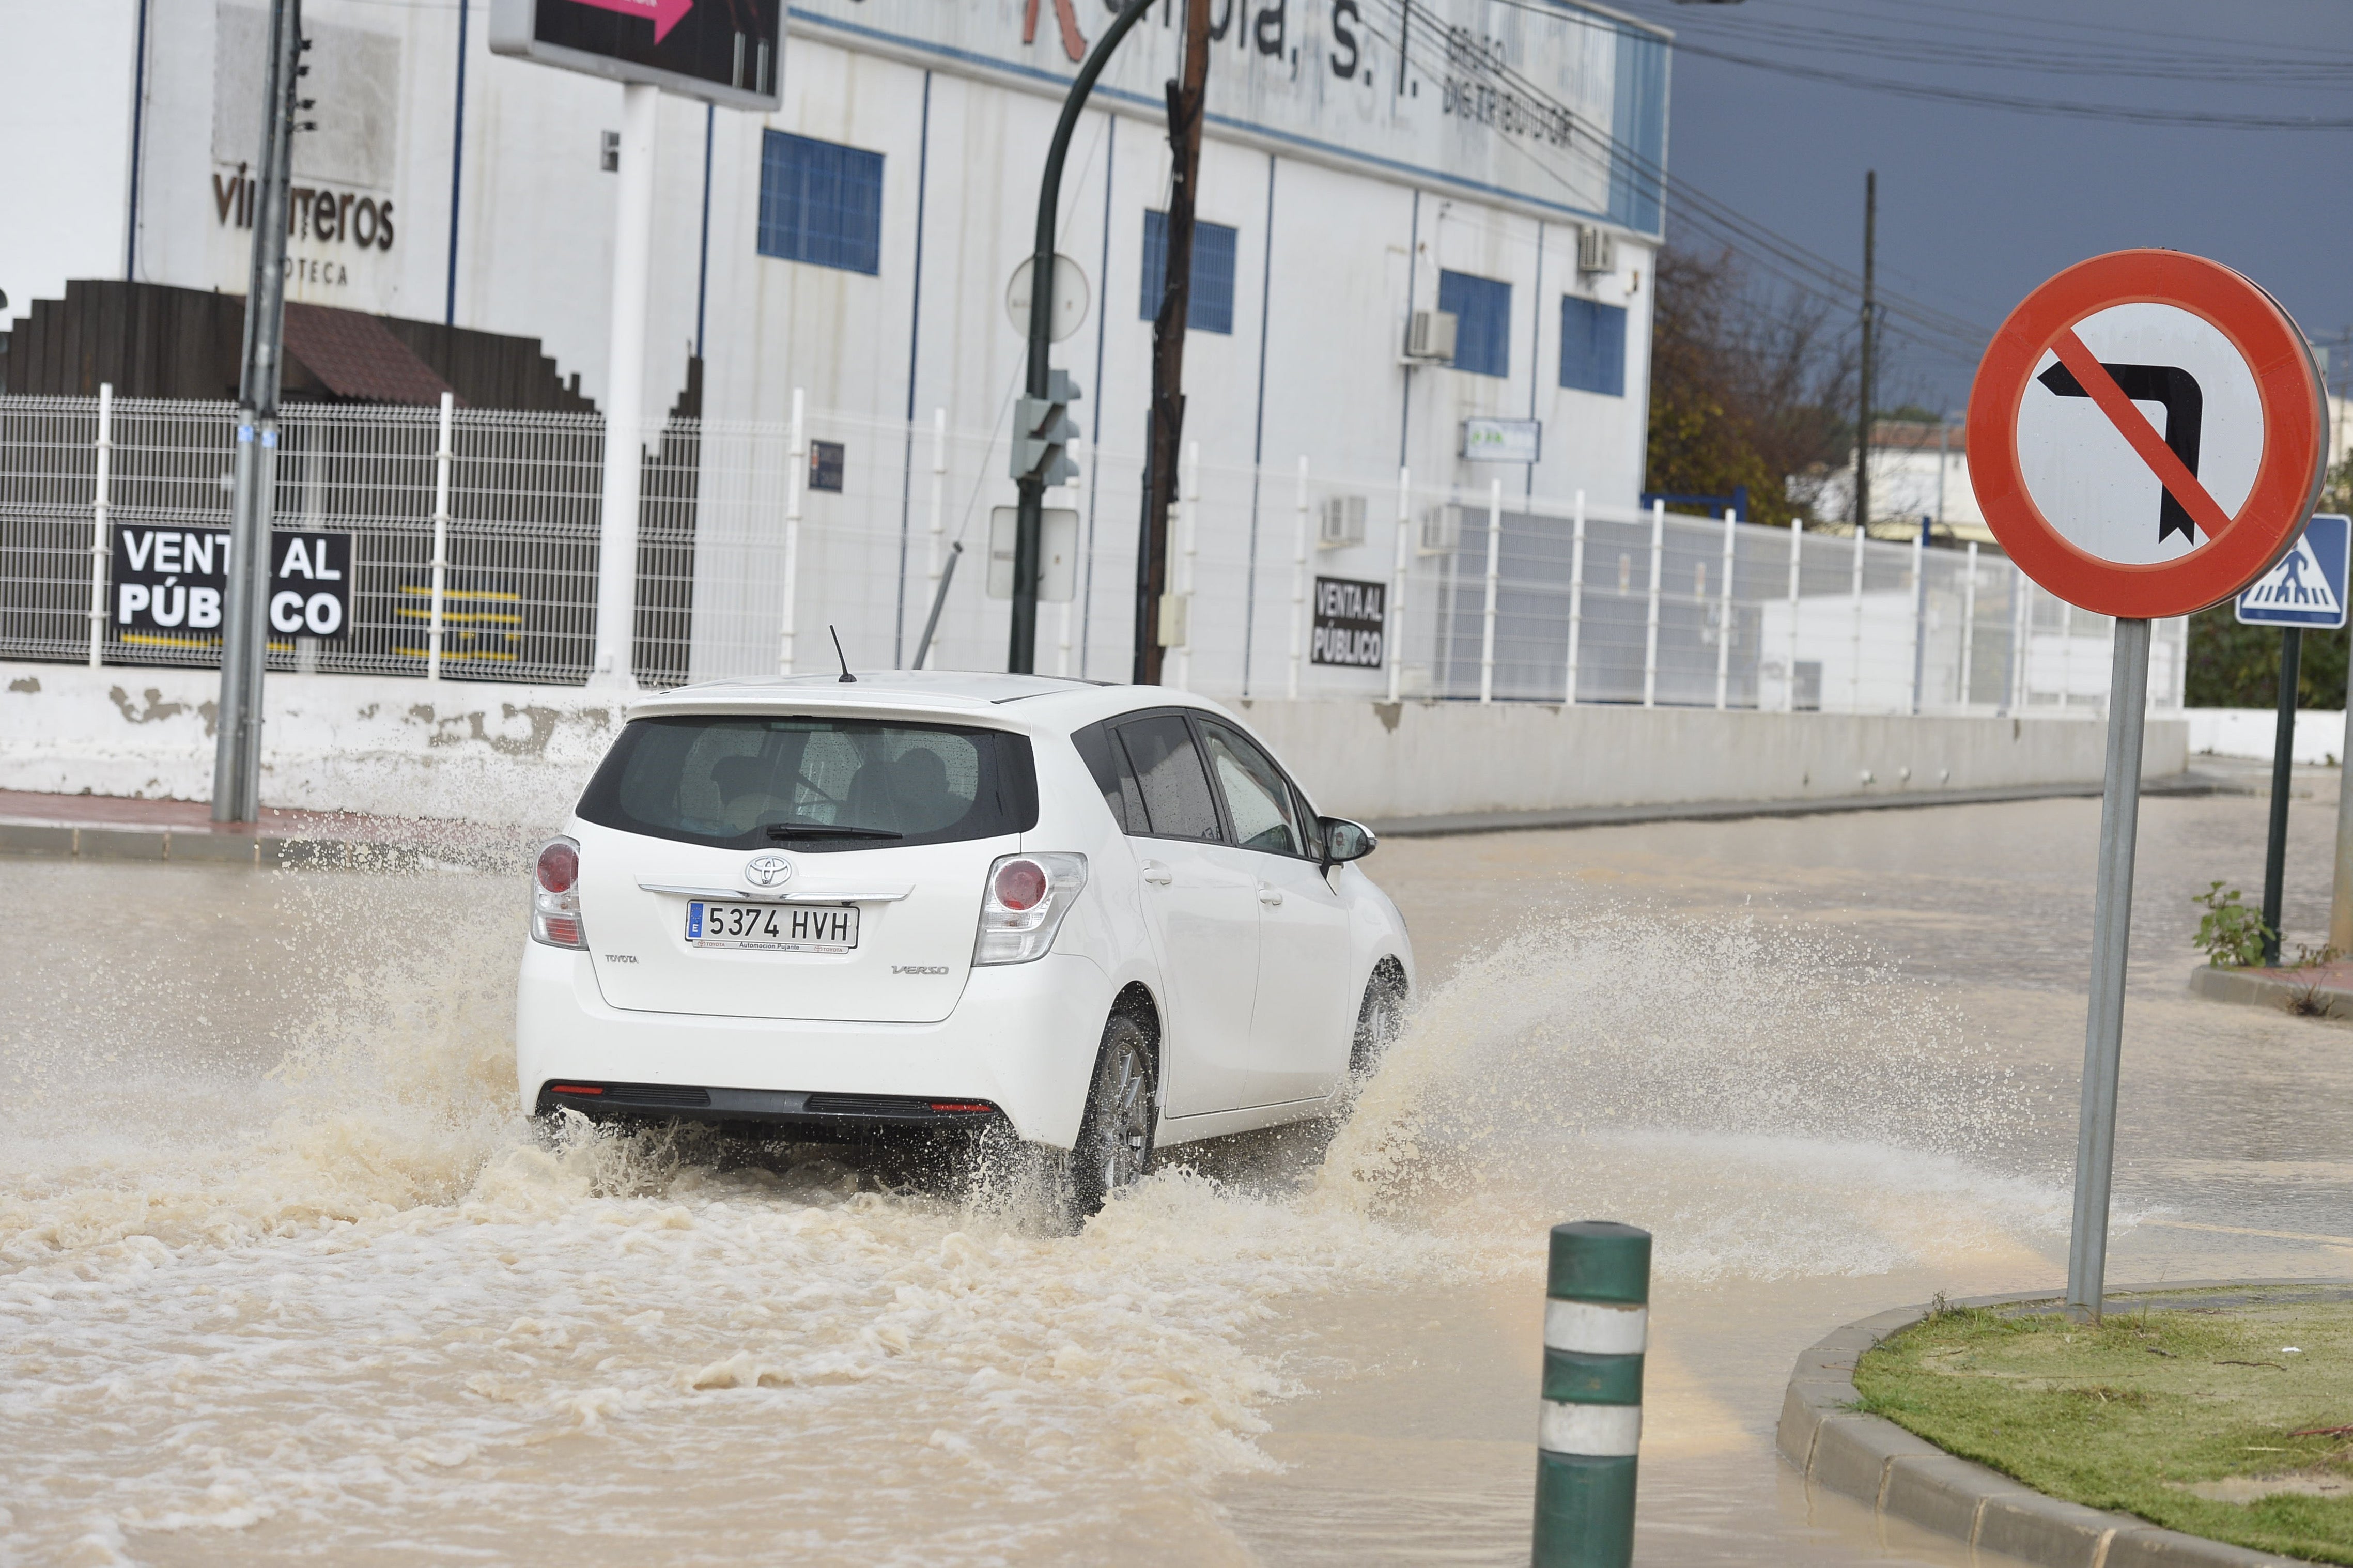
[577,715,1038,851]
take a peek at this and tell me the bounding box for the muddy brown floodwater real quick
[3,777,2349,1566]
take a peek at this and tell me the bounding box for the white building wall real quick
[8,0,1666,685]
[1802,439,1983,536]
[0,0,143,311]
[21,3,1660,469]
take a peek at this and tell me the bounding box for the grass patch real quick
[1853,1291,2353,1564]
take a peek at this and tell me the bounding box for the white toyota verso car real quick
[516,671,1413,1215]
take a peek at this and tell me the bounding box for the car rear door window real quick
[1112,715,1222,841]
[1199,721,1307,857]
[577,715,1037,850]
[1071,721,1139,831]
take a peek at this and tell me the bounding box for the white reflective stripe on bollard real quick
[1543,1299,1647,1356]
[1538,1401,1643,1457]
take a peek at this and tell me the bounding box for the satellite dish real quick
[1005,254,1089,344]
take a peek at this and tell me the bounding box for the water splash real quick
[1316,909,2062,1280]
[0,873,2062,1562]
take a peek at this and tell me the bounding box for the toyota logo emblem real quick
[742,852,795,889]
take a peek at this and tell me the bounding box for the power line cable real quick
[1654,11,2353,82]
[1658,39,2353,128]
[1369,1,1991,360]
[1466,0,2353,127]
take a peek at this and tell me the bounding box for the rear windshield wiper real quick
[763,824,904,841]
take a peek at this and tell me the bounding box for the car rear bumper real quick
[514,941,1112,1148]
[533,1080,1010,1141]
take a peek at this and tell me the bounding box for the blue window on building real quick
[1438,270,1511,378]
[757,130,884,275]
[1559,295,1627,396]
[1139,212,1237,335]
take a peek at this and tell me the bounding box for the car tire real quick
[1349,962,1408,1079]
[1066,1012,1158,1221]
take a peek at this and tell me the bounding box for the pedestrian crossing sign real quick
[2236,514,2350,629]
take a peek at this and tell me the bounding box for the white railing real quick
[0,391,2188,712]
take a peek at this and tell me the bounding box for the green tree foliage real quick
[1645,248,1855,529]
[2186,611,2347,710]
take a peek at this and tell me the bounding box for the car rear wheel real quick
[1067,1012,1157,1220]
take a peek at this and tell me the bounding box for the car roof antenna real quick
[829,625,857,684]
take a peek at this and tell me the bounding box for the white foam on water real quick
[0,877,2066,1562]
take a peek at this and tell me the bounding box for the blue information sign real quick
[2236,514,2351,629]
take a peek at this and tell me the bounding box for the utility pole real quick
[212,0,308,825]
[1134,0,1213,686]
[1009,0,1157,674]
[1855,169,1876,542]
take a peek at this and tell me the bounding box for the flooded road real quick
[5,781,2350,1565]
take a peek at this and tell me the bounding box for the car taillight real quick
[974,852,1087,966]
[993,859,1048,911]
[537,840,578,893]
[531,835,588,949]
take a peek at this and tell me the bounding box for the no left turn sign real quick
[1967,250,2327,619]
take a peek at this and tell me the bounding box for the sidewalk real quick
[0,789,524,869]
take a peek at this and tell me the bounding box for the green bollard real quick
[1532,1220,1650,1568]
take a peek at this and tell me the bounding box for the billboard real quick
[787,0,1669,231]
[1311,576,1386,667]
[490,0,783,111]
[110,526,353,643]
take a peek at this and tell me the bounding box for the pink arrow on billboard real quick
[567,0,694,44]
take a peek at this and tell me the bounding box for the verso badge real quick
[742,853,795,889]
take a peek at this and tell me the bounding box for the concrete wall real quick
[1239,697,2189,823]
[0,662,621,827]
[2188,707,2353,766]
[2,660,2188,830]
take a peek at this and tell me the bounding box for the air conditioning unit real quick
[1418,505,1462,555]
[1577,226,1616,275]
[1404,308,1459,362]
[1318,494,1367,548]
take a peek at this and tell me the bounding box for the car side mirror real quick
[1320,816,1376,864]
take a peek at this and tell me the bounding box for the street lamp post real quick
[1007,0,1158,675]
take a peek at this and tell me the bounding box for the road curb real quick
[1367,772,2226,839]
[1777,1283,2342,1568]
[2187,963,2350,1019]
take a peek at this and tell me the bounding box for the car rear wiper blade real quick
[763,824,904,841]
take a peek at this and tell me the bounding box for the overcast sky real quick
[1604,0,2353,415]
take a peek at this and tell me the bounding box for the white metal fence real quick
[0,391,2187,712]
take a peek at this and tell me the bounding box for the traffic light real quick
[1011,368,1081,487]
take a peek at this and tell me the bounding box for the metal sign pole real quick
[2259,626,2302,965]
[212,0,303,825]
[2065,614,2151,1322]
[2333,674,2353,954]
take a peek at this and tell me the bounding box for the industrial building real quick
[3,0,1670,689]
